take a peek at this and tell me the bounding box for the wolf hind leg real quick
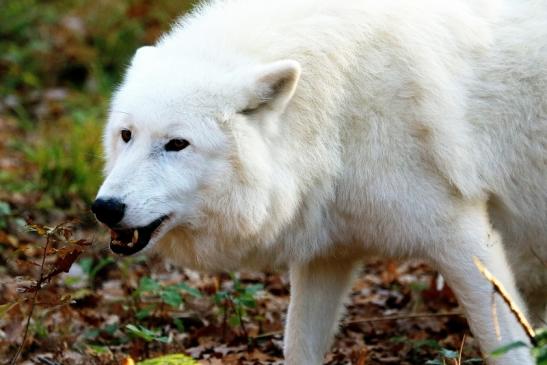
[430,204,534,365]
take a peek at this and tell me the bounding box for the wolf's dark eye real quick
[121,129,132,143]
[165,138,190,152]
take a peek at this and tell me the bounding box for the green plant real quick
[132,276,201,320]
[492,328,547,365]
[214,274,263,337]
[30,316,48,339]
[22,109,104,208]
[0,201,12,229]
[78,256,115,287]
[82,323,119,342]
[425,347,483,365]
[125,324,170,344]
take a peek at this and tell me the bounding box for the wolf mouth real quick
[109,215,169,255]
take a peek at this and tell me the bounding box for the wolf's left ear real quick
[243,60,301,114]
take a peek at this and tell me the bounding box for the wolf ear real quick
[241,60,301,115]
[132,46,156,65]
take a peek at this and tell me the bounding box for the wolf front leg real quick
[431,204,534,365]
[284,257,359,365]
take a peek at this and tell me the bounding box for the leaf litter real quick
[0,218,483,364]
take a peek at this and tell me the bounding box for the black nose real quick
[91,198,125,227]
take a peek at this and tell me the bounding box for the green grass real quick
[22,98,106,207]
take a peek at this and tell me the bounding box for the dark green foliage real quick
[214,274,263,330]
[133,276,202,315]
[492,329,547,365]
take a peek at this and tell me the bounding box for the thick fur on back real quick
[103,0,546,329]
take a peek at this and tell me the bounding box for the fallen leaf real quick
[0,301,19,318]
[121,357,135,365]
[43,246,84,282]
[137,354,198,365]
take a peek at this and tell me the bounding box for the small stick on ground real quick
[473,256,536,344]
[252,311,464,341]
[346,310,463,325]
[9,234,52,365]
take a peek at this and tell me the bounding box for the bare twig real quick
[9,233,51,365]
[251,311,464,341]
[473,256,536,344]
[346,310,463,325]
[9,222,87,364]
[251,330,283,340]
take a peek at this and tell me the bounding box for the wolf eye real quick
[121,129,132,143]
[165,138,190,152]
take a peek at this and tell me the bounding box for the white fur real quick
[97,0,547,363]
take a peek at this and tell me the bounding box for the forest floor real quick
[0,212,482,364]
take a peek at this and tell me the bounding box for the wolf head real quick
[93,45,302,263]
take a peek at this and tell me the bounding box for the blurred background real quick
[0,1,487,364]
[0,0,194,212]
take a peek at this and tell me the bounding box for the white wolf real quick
[93,0,547,363]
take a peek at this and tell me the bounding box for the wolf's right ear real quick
[241,60,301,115]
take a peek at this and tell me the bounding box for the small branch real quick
[251,330,283,340]
[10,234,51,365]
[473,256,536,344]
[346,310,463,325]
[251,311,464,341]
